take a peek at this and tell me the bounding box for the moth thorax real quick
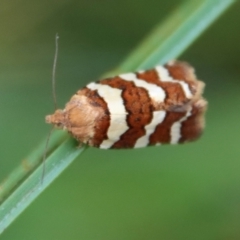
[45,109,66,129]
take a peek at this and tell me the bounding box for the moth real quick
[46,60,207,149]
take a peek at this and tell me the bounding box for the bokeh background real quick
[1,1,240,239]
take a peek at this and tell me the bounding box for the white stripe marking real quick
[155,66,193,98]
[134,111,166,148]
[87,82,128,149]
[119,73,166,103]
[170,108,192,144]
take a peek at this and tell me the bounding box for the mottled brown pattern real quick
[179,100,207,143]
[149,111,186,144]
[46,61,207,149]
[100,77,153,148]
[77,88,110,147]
[164,61,197,94]
[137,70,188,109]
[136,69,159,85]
[46,88,110,147]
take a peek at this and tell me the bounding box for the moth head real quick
[45,109,66,129]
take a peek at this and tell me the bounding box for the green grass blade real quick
[0,0,235,234]
[0,131,67,203]
[0,137,86,232]
[119,0,235,71]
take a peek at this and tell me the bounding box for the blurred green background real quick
[1,1,240,239]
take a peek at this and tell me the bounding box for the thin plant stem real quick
[0,0,235,235]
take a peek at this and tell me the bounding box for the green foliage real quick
[0,0,237,239]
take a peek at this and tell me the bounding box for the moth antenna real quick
[52,33,59,110]
[41,126,54,184]
[41,34,59,184]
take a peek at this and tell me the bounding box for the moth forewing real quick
[46,60,207,149]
